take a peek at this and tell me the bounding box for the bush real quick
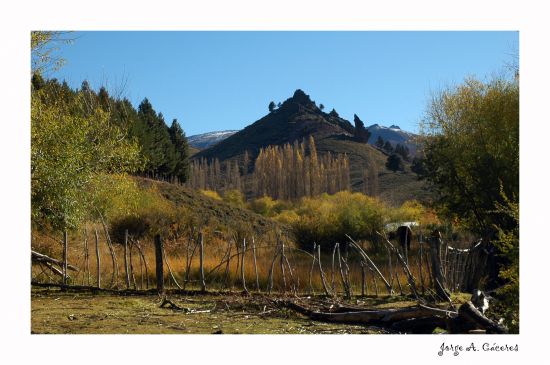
[248,196,291,217]
[200,190,222,200]
[288,191,389,250]
[223,189,245,208]
[109,184,190,243]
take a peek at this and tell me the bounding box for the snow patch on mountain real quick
[188,130,240,149]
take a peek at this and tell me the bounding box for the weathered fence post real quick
[252,236,260,292]
[428,230,450,300]
[309,243,317,295]
[199,231,206,292]
[241,238,248,294]
[94,228,101,288]
[62,231,68,286]
[317,244,331,297]
[154,234,164,294]
[360,261,366,296]
[418,239,425,294]
[129,239,136,289]
[280,238,287,293]
[124,229,130,289]
[84,227,90,286]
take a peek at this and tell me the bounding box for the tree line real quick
[186,136,351,201]
[253,136,351,200]
[32,74,191,184]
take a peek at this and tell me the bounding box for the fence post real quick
[154,234,164,294]
[360,262,366,296]
[252,236,259,292]
[95,228,101,288]
[428,230,450,300]
[241,238,248,294]
[199,231,206,292]
[63,230,68,286]
[124,229,130,289]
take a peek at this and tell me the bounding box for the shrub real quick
[109,184,190,243]
[223,189,245,208]
[200,190,222,200]
[248,196,287,217]
[288,191,389,250]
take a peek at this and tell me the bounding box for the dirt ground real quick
[31,288,416,334]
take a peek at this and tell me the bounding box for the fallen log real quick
[280,299,444,325]
[456,301,508,334]
[31,250,79,271]
[279,298,507,334]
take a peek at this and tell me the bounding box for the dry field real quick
[31,288,418,334]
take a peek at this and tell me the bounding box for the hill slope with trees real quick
[193,89,430,205]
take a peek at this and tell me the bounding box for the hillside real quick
[194,90,354,161]
[135,177,281,233]
[316,135,431,205]
[193,89,431,205]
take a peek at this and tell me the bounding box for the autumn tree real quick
[421,76,519,235]
[421,75,519,330]
[251,136,350,200]
[31,85,142,230]
[31,31,73,75]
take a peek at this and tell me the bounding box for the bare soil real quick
[31,288,417,334]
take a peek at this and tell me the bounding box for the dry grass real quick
[32,227,470,298]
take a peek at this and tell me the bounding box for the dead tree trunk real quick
[456,302,508,334]
[154,234,164,294]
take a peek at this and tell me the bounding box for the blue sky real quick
[53,31,518,136]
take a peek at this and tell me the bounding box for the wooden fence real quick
[31,228,491,299]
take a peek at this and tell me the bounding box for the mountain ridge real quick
[190,89,429,205]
